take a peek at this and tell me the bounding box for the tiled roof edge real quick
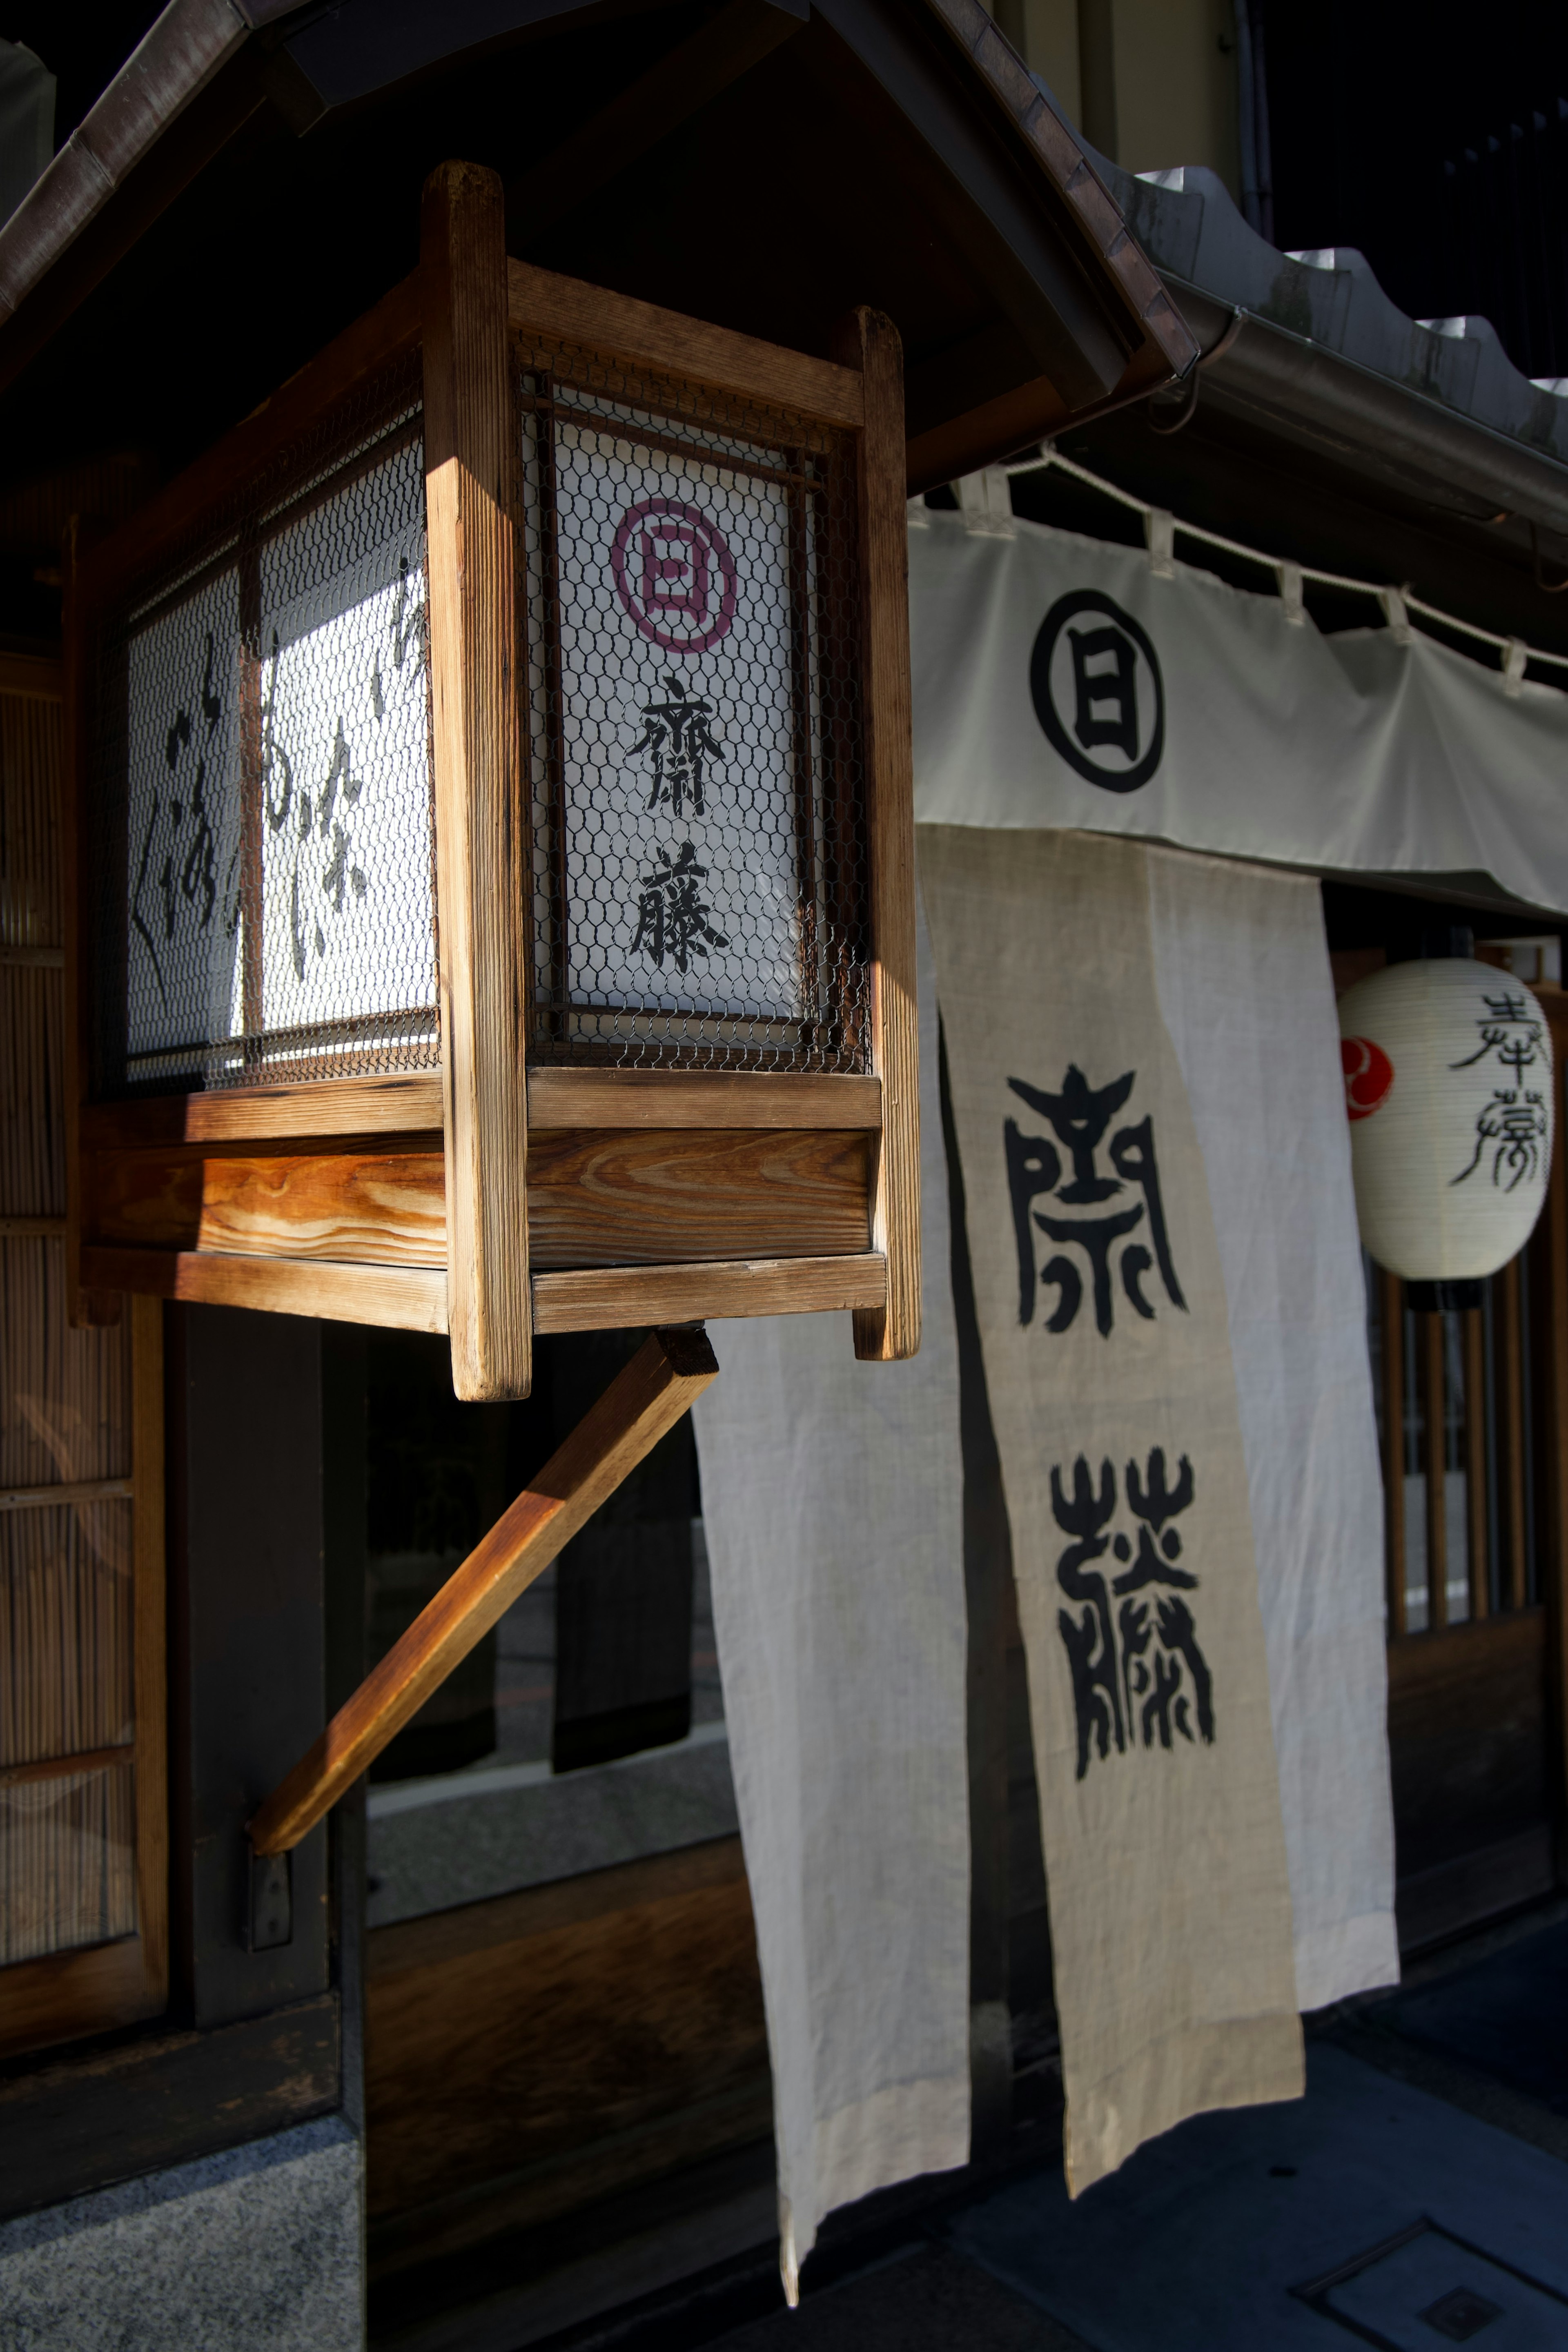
[1089,151,1568,472]
[925,0,1200,381]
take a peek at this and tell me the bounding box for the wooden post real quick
[61,522,120,1332]
[1463,1307,1489,1621]
[832,305,920,1364]
[1531,999,1568,1862]
[422,160,531,1400]
[248,1325,719,1855]
[130,1294,169,2014]
[1380,1268,1406,1638]
[1423,1310,1448,1632]
[1498,1257,1528,1611]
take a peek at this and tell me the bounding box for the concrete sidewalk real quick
[713,1908,1568,2352]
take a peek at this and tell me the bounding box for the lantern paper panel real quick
[125,566,244,1077]
[255,436,434,1054]
[519,360,868,1069]
[1339,958,1555,1281]
[111,388,436,1093]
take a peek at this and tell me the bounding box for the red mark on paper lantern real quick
[1342,1036,1394,1120]
[610,499,737,654]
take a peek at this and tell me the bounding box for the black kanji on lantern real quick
[631,840,729,975]
[130,630,238,1008]
[1450,989,1550,1192]
[1051,1448,1215,1780]
[1005,1064,1186,1336]
[628,673,724,816]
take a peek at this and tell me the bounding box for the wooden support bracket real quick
[247,1325,719,1856]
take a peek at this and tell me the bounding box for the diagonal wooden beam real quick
[248,1325,719,1855]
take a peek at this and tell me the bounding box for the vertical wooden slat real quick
[832,305,920,1363]
[59,537,120,1333]
[1380,1267,1406,1637]
[1464,1307,1489,1621]
[1498,1256,1528,1611]
[1423,1310,1448,1631]
[237,542,265,1046]
[130,1294,167,2003]
[1530,999,1568,1859]
[0,657,165,2046]
[422,160,531,1400]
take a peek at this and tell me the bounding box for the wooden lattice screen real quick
[0,650,165,2058]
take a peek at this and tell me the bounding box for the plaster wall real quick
[989,0,1242,200]
[0,2115,362,2352]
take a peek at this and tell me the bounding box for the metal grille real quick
[516,334,870,1071]
[90,352,436,1094]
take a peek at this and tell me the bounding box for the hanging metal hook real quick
[1530,521,1568,594]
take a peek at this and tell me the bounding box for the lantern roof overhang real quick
[0,0,1193,532]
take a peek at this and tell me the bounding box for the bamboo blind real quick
[2,660,138,1967]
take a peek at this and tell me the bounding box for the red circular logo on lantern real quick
[610,498,737,654]
[1342,1036,1395,1120]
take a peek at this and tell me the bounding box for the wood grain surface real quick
[0,1936,168,2067]
[81,1073,447,1148]
[528,1066,881,1130]
[91,1147,448,1266]
[80,1246,449,1332]
[532,1251,887,1332]
[248,1327,718,1853]
[424,160,532,1399]
[833,306,921,1362]
[1531,984,1568,1838]
[1387,1608,1548,1885]
[508,257,863,427]
[78,1066,879,1146]
[85,1126,869,1272]
[365,1840,767,2260]
[527,1127,869,1265]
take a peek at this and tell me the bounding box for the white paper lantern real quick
[1338,956,1555,1282]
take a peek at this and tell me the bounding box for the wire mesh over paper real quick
[89,352,437,1094]
[516,336,871,1071]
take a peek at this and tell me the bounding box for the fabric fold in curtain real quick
[922,823,1304,2194]
[1141,846,1398,2010]
[909,507,1568,916]
[693,906,969,2301]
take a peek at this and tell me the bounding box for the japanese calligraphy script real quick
[631,841,729,975]
[1450,989,1549,1192]
[1005,1064,1187,1336]
[130,625,241,1017]
[628,673,723,816]
[1052,1448,1216,1780]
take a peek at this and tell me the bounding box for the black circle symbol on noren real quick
[1030,590,1165,793]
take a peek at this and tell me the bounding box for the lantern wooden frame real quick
[66,163,918,1400]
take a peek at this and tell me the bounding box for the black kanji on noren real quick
[1005,1064,1186,1336]
[1050,1449,1214,1779]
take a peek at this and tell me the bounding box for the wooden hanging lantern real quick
[66,163,918,1399]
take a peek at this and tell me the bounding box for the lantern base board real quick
[82,1127,872,1273]
[1406,1279,1485,1314]
[79,1244,887,1343]
[79,1069,882,1150]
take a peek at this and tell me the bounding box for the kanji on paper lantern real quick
[1337,958,1555,1281]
